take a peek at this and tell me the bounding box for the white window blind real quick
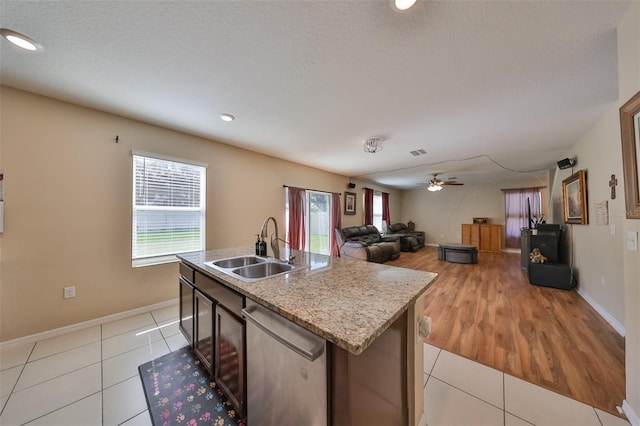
[132,153,206,264]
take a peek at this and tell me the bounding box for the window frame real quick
[131,151,207,267]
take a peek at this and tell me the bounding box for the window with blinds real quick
[132,152,206,265]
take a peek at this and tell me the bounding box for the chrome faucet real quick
[259,217,280,260]
[273,237,296,264]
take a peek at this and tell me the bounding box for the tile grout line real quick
[24,391,103,425]
[0,343,36,418]
[8,361,103,395]
[428,375,506,412]
[1,309,174,425]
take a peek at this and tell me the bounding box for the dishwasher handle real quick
[242,305,324,362]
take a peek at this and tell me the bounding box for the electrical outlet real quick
[63,286,76,299]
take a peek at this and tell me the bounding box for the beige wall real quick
[548,2,639,420]
[399,174,549,247]
[549,107,626,327]
[619,1,640,421]
[0,86,400,342]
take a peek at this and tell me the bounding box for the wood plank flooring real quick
[386,246,625,416]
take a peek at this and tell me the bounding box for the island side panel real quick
[408,293,426,426]
[330,311,408,425]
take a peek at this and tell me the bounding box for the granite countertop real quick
[178,246,437,355]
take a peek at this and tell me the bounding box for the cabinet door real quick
[215,306,245,414]
[179,277,194,346]
[461,224,471,245]
[194,290,215,377]
[479,225,492,250]
[462,224,480,247]
[489,225,502,252]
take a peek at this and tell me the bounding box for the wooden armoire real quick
[461,224,502,252]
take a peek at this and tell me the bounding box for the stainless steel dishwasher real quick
[242,301,327,425]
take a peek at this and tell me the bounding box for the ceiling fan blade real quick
[441,182,463,185]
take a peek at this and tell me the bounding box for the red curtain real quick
[382,192,390,229]
[364,188,374,225]
[287,187,306,251]
[330,192,342,256]
[504,188,542,248]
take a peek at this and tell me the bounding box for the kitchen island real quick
[178,246,437,425]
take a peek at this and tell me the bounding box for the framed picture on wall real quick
[619,90,640,219]
[562,169,588,224]
[344,192,356,215]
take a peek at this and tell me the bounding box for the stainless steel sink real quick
[232,262,294,278]
[205,255,309,283]
[212,256,266,269]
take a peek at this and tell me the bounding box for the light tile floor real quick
[0,304,631,426]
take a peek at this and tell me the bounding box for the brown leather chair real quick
[385,223,425,252]
[334,225,401,263]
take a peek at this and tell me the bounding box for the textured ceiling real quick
[0,0,631,188]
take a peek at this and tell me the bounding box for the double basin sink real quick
[205,255,309,283]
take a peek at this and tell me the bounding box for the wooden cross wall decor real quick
[609,174,618,199]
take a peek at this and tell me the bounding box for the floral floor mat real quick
[138,346,245,426]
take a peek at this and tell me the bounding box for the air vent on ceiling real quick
[410,148,427,157]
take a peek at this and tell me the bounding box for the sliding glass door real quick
[306,191,331,255]
[285,188,333,255]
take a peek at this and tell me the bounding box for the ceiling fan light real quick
[363,136,384,154]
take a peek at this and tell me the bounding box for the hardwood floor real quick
[386,246,625,416]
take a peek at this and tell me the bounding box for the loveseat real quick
[334,225,401,263]
[385,222,425,252]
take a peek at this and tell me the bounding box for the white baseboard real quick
[623,400,640,426]
[0,298,179,349]
[576,288,625,337]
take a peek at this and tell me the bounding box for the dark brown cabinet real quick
[194,289,215,376]
[179,265,195,346]
[520,228,532,275]
[178,264,246,415]
[215,306,245,412]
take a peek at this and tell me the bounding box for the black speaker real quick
[557,158,576,170]
[531,235,560,263]
[348,182,356,189]
[529,263,574,290]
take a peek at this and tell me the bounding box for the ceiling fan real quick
[418,174,464,192]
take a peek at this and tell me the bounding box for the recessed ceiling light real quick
[0,28,43,52]
[220,113,235,122]
[393,0,417,11]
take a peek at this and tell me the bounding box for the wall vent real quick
[410,149,427,157]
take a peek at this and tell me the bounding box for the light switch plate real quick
[610,224,616,235]
[627,231,638,252]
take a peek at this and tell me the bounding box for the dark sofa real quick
[334,225,401,263]
[385,223,425,252]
